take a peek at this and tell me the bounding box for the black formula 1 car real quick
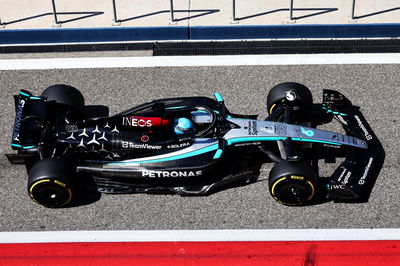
[6,83,384,208]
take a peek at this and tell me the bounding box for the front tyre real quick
[267,82,313,122]
[28,159,75,208]
[268,161,317,206]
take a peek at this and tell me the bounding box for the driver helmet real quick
[174,118,194,135]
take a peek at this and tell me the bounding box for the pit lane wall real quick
[1,23,400,45]
[2,23,400,55]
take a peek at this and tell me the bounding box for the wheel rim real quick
[268,100,310,123]
[271,177,315,205]
[29,179,72,208]
[269,103,277,114]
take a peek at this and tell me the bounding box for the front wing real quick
[322,90,385,201]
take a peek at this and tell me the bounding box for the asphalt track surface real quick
[0,59,399,231]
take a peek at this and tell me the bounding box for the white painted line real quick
[0,53,400,70]
[1,229,400,243]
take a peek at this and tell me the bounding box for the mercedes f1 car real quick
[6,83,384,208]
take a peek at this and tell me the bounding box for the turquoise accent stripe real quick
[19,91,30,97]
[322,106,348,116]
[23,145,35,149]
[166,106,187,110]
[29,96,42,100]
[214,93,224,102]
[108,136,342,166]
[11,143,35,149]
[292,138,341,146]
[108,144,219,165]
[227,137,286,145]
[227,136,342,146]
[213,149,223,159]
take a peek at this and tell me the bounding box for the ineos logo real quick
[123,117,152,127]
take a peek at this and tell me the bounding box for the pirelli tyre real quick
[28,159,75,208]
[267,82,313,121]
[41,84,85,112]
[268,161,318,206]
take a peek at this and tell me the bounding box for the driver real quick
[174,117,195,135]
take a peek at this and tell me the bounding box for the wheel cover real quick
[271,176,315,205]
[29,179,72,208]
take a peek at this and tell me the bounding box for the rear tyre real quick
[267,82,313,122]
[28,159,75,208]
[41,84,84,112]
[268,161,318,206]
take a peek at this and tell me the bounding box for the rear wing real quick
[11,90,46,150]
[323,90,385,202]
